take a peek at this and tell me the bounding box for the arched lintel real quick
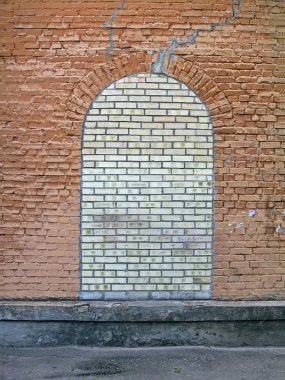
[66,52,234,132]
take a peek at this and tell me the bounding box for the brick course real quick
[0,0,284,299]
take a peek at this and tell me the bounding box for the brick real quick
[1,0,284,301]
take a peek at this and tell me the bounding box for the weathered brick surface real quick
[0,0,284,299]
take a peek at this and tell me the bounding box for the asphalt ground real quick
[1,345,284,380]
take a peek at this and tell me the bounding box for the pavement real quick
[1,345,285,380]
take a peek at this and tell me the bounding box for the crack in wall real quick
[151,0,242,74]
[103,0,125,62]
[104,1,242,68]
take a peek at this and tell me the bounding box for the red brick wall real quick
[1,0,284,299]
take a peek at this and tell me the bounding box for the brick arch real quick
[66,52,154,121]
[66,52,234,300]
[164,56,234,129]
[66,52,233,131]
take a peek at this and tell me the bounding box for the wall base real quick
[1,300,284,348]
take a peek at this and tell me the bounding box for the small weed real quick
[24,361,39,375]
[173,366,183,373]
[31,362,38,369]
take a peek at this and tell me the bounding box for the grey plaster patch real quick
[151,0,242,74]
[102,1,242,69]
[103,0,125,61]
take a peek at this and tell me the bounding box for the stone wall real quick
[1,0,284,299]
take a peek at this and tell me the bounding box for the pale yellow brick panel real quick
[81,74,213,300]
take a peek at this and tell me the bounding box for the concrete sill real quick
[1,300,285,322]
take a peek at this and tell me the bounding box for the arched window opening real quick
[81,73,213,300]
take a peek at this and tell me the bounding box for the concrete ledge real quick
[1,300,285,322]
[1,301,284,348]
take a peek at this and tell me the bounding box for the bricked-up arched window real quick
[80,73,213,300]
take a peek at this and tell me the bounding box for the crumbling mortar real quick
[103,1,242,71]
[151,0,242,74]
[103,0,125,62]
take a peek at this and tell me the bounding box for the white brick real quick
[81,73,213,297]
